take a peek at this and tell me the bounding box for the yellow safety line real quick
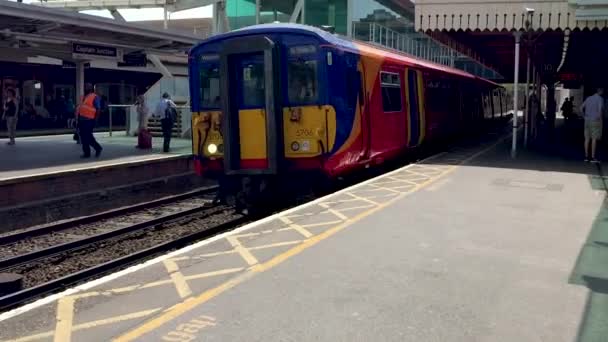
[53,296,75,342]
[163,260,193,299]
[226,236,258,266]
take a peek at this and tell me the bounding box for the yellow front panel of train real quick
[192,111,224,158]
[238,109,267,160]
[283,105,336,158]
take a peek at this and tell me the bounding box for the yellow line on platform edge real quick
[112,138,503,342]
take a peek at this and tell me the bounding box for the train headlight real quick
[207,143,218,154]
[291,141,300,151]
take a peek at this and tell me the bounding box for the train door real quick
[220,36,281,175]
[357,61,371,161]
[405,68,425,147]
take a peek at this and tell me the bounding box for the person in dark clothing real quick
[2,88,17,145]
[154,92,177,153]
[561,98,573,120]
[77,84,103,158]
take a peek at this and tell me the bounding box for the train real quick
[189,23,508,210]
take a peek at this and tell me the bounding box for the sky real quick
[20,0,213,21]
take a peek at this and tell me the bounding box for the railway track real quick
[0,187,250,312]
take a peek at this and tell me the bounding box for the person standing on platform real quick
[2,88,18,145]
[581,88,604,163]
[135,95,151,149]
[154,92,177,153]
[77,84,103,158]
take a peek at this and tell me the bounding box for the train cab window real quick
[287,45,318,104]
[200,65,220,109]
[242,63,265,108]
[380,71,402,112]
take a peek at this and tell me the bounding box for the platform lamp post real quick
[512,31,522,158]
[524,10,534,148]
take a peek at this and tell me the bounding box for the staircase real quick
[129,75,192,138]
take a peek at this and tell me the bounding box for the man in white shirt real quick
[581,88,604,162]
[154,92,177,152]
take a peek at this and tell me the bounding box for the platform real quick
[0,132,209,233]
[0,132,191,182]
[0,132,606,342]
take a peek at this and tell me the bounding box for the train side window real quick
[380,71,402,112]
[200,65,220,109]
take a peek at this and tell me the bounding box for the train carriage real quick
[189,23,505,207]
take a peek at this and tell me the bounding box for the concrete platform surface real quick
[0,134,605,342]
[0,132,191,181]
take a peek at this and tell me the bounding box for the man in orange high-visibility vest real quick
[77,83,103,158]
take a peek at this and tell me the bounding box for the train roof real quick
[191,23,502,88]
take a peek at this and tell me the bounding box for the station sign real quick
[72,43,123,62]
[118,53,147,67]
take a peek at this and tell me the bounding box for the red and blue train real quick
[189,23,507,207]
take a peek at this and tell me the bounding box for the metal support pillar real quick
[163,5,168,29]
[76,61,85,104]
[289,0,304,23]
[149,54,173,78]
[512,32,521,158]
[255,0,261,24]
[524,56,531,147]
[212,1,230,34]
[110,9,125,21]
[346,0,354,37]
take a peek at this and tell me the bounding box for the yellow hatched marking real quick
[163,259,193,299]
[389,176,429,184]
[299,220,343,228]
[336,205,375,212]
[54,296,75,342]
[345,192,380,205]
[113,158,467,342]
[12,309,163,342]
[318,203,349,221]
[249,240,303,250]
[279,216,313,238]
[367,183,404,194]
[226,235,258,266]
[186,268,244,281]
[372,179,414,186]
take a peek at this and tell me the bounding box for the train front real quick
[189,25,346,208]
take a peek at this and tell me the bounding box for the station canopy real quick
[415,1,608,86]
[0,1,200,64]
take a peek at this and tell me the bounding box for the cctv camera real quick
[525,7,535,14]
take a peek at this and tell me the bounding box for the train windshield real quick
[287,45,318,105]
[199,55,220,109]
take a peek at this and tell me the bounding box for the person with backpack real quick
[154,92,177,152]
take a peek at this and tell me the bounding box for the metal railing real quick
[108,104,132,137]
